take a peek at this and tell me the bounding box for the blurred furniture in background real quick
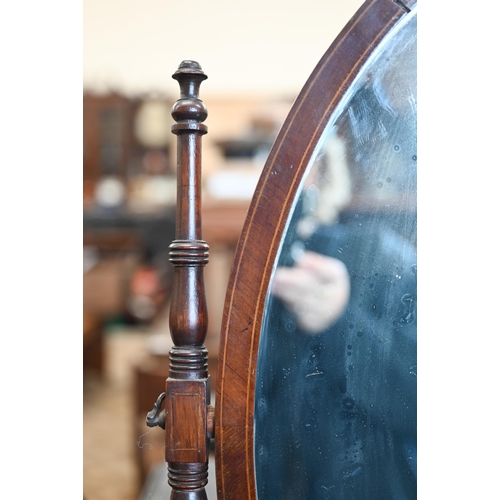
[83,91,175,208]
[83,207,176,323]
[84,91,178,326]
[133,356,170,487]
[83,88,291,495]
[83,92,133,205]
[83,311,104,376]
[202,198,250,343]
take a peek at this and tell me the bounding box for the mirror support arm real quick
[147,60,212,499]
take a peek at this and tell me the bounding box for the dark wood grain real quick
[214,0,417,499]
[165,60,212,500]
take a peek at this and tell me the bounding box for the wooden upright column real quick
[147,60,212,500]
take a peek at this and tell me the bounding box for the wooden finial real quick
[171,60,208,135]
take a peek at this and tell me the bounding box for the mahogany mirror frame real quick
[214,0,417,498]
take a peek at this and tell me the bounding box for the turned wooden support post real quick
[145,59,214,498]
[145,60,214,500]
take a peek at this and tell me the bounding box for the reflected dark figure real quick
[255,14,417,495]
[255,213,416,499]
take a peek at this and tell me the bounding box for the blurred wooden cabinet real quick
[83,92,175,206]
[84,92,134,203]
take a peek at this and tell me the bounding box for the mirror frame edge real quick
[214,0,417,498]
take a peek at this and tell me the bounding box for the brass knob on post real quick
[146,392,166,430]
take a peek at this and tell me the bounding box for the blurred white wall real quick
[84,0,364,97]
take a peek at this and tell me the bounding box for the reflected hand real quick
[272,251,350,334]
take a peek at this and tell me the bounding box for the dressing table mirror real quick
[146,0,417,498]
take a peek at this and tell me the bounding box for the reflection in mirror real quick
[255,9,416,500]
